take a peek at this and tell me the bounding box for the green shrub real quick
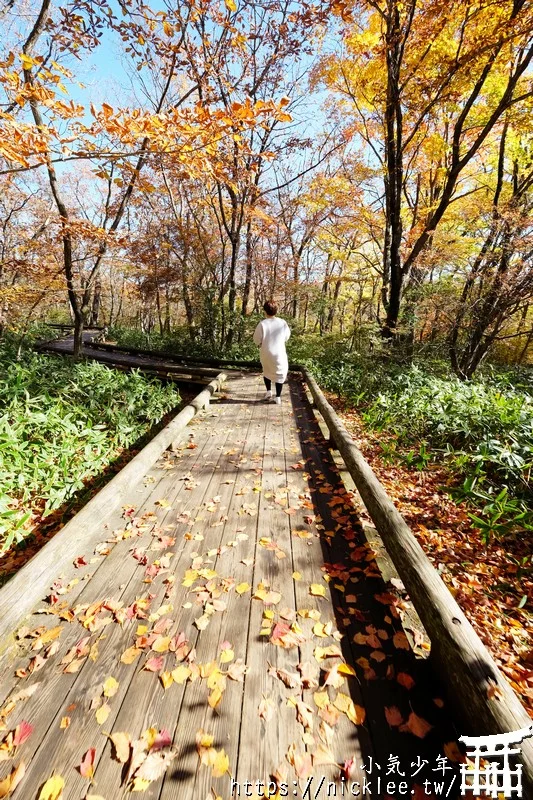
[0,339,179,553]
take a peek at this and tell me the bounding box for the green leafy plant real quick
[0,337,179,553]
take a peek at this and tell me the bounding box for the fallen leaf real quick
[314,645,342,663]
[210,748,229,778]
[13,721,33,748]
[384,706,403,727]
[333,693,365,725]
[310,583,326,598]
[268,666,301,689]
[0,762,25,799]
[95,704,111,725]
[323,664,345,689]
[136,750,176,781]
[219,644,234,663]
[171,665,191,684]
[160,671,173,690]
[155,498,171,508]
[121,647,142,665]
[313,742,338,767]
[78,748,96,780]
[144,657,164,672]
[110,731,131,763]
[38,775,64,800]
[444,741,465,762]
[401,711,432,738]
[208,686,224,709]
[152,637,171,654]
[103,677,119,698]
[258,695,274,722]
[313,691,329,709]
[397,672,415,690]
[392,632,410,651]
[227,660,247,682]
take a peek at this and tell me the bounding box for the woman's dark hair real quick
[263,300,277,316]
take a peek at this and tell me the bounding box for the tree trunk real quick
[90,278,101,327]
[382,0,404,337]
[241,219,253,318]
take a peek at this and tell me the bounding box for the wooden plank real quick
[159,377,266,800]
[233,382,304,795]
[283,383,371,789]
[303,368,533,792]
[0,375,226,647]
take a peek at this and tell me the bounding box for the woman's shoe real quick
[263,390,272,400]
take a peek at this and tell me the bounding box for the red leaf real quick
[78,747,96,779]
[13,721,33,748]
[144,656,164,672]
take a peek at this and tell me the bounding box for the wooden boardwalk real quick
[0,372,462,799]
[38,332,242,386]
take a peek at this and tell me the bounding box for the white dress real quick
[253,317,291,383]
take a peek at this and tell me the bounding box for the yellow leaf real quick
[198,731,214,748]
[160,671,173,689]
[152,637,171,653]
[20,53,37,70]
[103,677,119,697]
[95,703,111,725]
[220,648,234,664]
[310,584,326,598]
[38,775,65,800]
[131,776,151,792]
[313,622,328,637]
[333,692,365,725]
[171,665,191,684]
[195,614,210,631]
[235,583,250,595]
[136,625,148,635]
[292,571,302,581]
[209,748,229,777]
[208,686,223,709]
[121,647,142,665]
[313,691,329,709]
[143,727,157,749]
[314,644,342,662]
[337,663,356,676]
[224,0,237,10]
[59,717,70,729]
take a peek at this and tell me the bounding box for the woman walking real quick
[253,301,291,405]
